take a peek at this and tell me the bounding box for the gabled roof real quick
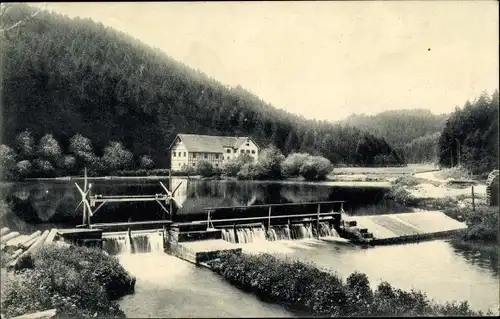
[169,134,259,153]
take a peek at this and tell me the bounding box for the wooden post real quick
[169,169,173,220]
[268,206,272,230]
[233,223,237,243]
[208,210,210,230]
[316,204,320,239]
[471,185,476,212]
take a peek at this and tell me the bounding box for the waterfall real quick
[219,222,340,243]
[103,231,164,255]
[266,225,291,241]
[290,224,313,239]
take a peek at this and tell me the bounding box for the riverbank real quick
[0,244,135,318]
[385,169,497,243]
[206,251,490,317]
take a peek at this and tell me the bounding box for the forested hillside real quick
[438,91,499,177]
[342,109,449,148]
[1,4,404,179]
[341,109,448,163]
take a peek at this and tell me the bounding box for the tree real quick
[253,145,285,179]
[33,158,55,177]
[16,159,32,178]
[437,90,499,176]
[37,134,62,162]
[101,141,133,172]
[0,144,18,180]
[139,155,155,169]
[15,130,35,159]
[69,134,98,172]
[221,154,253,177]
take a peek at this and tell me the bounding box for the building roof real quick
[170,134,258,153]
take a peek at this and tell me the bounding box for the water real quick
[0,178,401,228]
[116,253,295,318]
[219,222,339,243]
[102,231,164,255]
[1,179,498,315]
[236,238,499,314]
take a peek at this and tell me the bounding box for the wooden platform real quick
[350,211,467,245]
[174,239,242,264]
[88,220,173,231]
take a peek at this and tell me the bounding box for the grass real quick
[334,164,438,176]
[0,244,135,318]
[207,252,489,317]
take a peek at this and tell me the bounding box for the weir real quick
[53,171,468,267]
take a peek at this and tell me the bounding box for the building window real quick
[204,154,208,159]
[246,143,249,146]
[173,152,176,157]
[184,152,186,157]
[251,150,256,154]
[246,150,250,154]
[192,163,195,166]
[215,163,219,167]
[226,149,231,153]
[193,153,196,159]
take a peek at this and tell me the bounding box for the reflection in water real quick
[2,179,402,228]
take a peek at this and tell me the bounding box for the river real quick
[1,178,498,315]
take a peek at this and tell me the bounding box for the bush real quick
[1,245,135,318]
[299,156,333,181]
[207,252,485,317]
[195,160,215,177]
[32,158,56,178]
[236,163,255,180]
[444,206,498,241]
[222,154,253,177]
[139,155,155,169]
[252,146,285,180]
[281,153,310,178]
[101,141,134,172]
[392,176,420,187]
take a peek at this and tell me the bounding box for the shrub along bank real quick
[207,252,488,317]
[1,244,135,318]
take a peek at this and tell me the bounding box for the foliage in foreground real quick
[1,245,135,318]
[207,252,487,317]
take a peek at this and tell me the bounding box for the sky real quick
[34,1,499,121]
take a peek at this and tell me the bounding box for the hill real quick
[341,109,449,163]
[341,109,449,148]
[0,4,404,179]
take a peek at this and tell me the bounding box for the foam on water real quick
[103,231,164,255]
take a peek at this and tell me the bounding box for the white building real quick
[168,134,260,171]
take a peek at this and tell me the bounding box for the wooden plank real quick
[203,200,346,211]
[89,220,173,229]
